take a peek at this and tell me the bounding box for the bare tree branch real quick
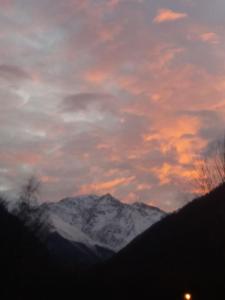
[14,175,49,241]
[19,175,41,206]
[194,136,225,195]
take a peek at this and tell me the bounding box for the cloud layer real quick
[1,0,225,210]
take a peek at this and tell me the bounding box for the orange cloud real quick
[16,153,41,165]
[79,176,135,193]
[144,115,207,166]
[41,176,59,184]
[84,69,109,84]
[153,9,188,24]
[153,163,172,185]
[187,25,220,45]
[99,25,121,42]
[152,162,198,186]
[144,116,201,142]
[137,183,152,191]
[124,192,138,203]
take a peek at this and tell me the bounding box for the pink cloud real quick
[200,32,219,44]
[187,27,220,45]
[153,9,188,24]
[0,0,12,8]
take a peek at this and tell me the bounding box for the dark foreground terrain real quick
[2,184,225,300]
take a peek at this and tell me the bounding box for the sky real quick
[1,0,225,211]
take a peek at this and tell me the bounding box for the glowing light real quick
[184,293,192,300]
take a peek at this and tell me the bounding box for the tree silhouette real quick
[194,136,225,195]
[20,175,41,205]
[15,175,49,241]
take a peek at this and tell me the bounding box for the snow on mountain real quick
[42,194,166,252]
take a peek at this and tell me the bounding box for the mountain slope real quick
[89,184,225,300]
[47,232,114,267]
[42,194,165,252]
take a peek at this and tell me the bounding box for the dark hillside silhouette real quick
[0,198,76,300]
[86,183,225,300]
[0,199,45,298]
[47,231,114,267]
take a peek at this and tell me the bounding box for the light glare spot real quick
[184,293,192,300]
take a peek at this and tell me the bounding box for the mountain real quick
[47,232,114,267]
[88,184,225,300]
[41,194,165,264]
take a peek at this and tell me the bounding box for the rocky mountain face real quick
[42,194,165,253]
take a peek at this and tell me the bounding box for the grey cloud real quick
[180,109,225,141]
[61,92,118,113]
[0,65,31,81]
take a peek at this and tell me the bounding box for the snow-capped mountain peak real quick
[42,194,165,252]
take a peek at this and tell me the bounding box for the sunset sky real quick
[1,0,225,210]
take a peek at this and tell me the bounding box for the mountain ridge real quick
[41,193,165,252]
